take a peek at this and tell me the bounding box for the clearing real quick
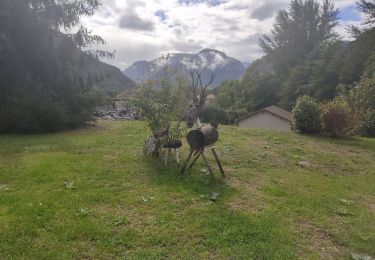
[0,121,374,259]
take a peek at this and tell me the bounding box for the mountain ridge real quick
[123,49,247,87]
[82,56,136,94]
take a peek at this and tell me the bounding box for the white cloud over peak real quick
[80,0,360,70]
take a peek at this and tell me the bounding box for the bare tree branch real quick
[204,72,216,91]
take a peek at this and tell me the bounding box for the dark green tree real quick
[241,75,279,112]
[348,0,375,37]
[340,28,375,85]
[212,0,374,126]
[259,0,339,75]
[217,80,242,110]
[357,0,375,25]
[0,0,111,133]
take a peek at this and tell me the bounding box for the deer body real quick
[187,125,218,151]
[181,69,224,177]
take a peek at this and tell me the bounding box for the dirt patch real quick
[63,122,109,135]
[226,174,270,213]
[358,194,375,214]
[295,222,345,259]
[367,201,375,214]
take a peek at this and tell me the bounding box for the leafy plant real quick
[200,105,230,125]
[292,95,322,134]
[360,110,375,137]
[341,75,375,136]
[321,98,353,137]
[131,62,189,141]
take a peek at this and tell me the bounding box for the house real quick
[205,93,217,104]
[238,105,292,131]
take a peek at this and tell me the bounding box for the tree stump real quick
[143,136,161,157]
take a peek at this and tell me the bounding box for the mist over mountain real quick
[123,49,247,87]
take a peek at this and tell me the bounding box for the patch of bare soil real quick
[307,140,373,162]
[357,194,375,214]
[80,122,109,132]
[226,174,270,213]
[367,201,375,214]
[295,222,346,259]
[62,122,109,135]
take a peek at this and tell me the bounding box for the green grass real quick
[0,121,374,259]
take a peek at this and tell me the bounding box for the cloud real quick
[178,0,225,6]
[119,9,155,31]
[170,38,204,53]
[251,1,286,20]
[155,10,167,21]
[80,0,359,70]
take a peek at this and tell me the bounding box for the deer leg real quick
[188,150,203,169]
[181,149,194,174]
[201,152,213,177]
[175,149,180,164]
[212,148,225,177]
[164,148,169,166]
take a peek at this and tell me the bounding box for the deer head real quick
[186,69,216,128]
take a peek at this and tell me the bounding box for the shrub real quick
[353,76,375,137]
[200,106,229,125]
[228,109,248,125]
[321,98,353,137]
[131,75,188,138]
[341,75,375,137]
[292,95,322,134]
[359,109,375,137]
[0,87,102,134]
[131,70,189,157]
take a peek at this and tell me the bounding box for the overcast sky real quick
[80,0,362,70]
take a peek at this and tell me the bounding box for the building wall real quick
[238,111,292,131]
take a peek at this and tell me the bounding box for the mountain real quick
[82,57,136,94]
[123,49,246,87]
[242,62,252,69]
[50,31,136,94]
[51,32,136,94]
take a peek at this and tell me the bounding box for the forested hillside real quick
[217,0,374,118]
[0,0,134,133]
[82,56,135,95]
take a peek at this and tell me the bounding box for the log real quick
[143,136,161,157]
[162,140,183,149]
[186,125,218,150]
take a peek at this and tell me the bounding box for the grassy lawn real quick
[0,120,374,259]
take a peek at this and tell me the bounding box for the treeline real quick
[212,0,374,133]
[0,0,113,133]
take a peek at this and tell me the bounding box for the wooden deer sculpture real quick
[181,69,225,177]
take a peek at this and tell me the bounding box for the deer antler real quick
[195,71,216,108]
[189,68,217,110]
[189,68,199,104]
[199,72,216,92]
